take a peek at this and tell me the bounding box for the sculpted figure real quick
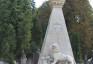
[51,43,74,64]
[21,50,26,59]
[41,43,74,64]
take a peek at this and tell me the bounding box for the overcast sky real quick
[89,0,93,7]
[34,0,93,8]
[34,0,48,8]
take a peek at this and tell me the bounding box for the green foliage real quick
[13,0,32,58]
[31,14,43,46]
[63,0,93,58]
[38,1,51,37]
[0,0,33,63]
[0,0,17,63]
[25,41,39,57]
[87,61,89,64]
[0,0,93,63]
[0,23,16,63]
[25,11,43,57]
[70,31,81,62]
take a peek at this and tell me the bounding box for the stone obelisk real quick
[38,0,75,64]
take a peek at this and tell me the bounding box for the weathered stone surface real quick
[26,58,32,64]
[21,58,27,64]
[33,49,40,64]
[38,0,75,64]
[21,50,27,64]
[41,43,75,64]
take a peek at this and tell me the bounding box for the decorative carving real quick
[21,50,27,64]
[53,24,62,32]
[41,56,53,64]
[51,43,74,64]
[41,43,74,64]
[41,56,52,61]
[49,0,65,8]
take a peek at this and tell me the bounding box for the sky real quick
[34,0,48,8]
[34,0,93,8]
[89,0,93,7]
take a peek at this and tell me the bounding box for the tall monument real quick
[38,0,75,64]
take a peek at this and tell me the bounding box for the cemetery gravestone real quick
[20,50,27,64]
[26,58,32,64]
[33,49,40,64]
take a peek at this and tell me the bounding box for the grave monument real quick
[33,49,40,64]
[38,0,75,64]
[21,50,27,64]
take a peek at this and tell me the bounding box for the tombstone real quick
[33,49,40,64]
[88,50,93,64]
[20,50,27,64]
[26,58,32,64]
[38,0,75,64]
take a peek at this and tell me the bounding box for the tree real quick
[0,24,16,63]
[38,1,51,37]
[0,0,33,62]
[14,0,32,58]
[25,10,43,57]
[0,0,16,63]
[70,31,81,62]
[63,0,93,57]
[31,0,35,13]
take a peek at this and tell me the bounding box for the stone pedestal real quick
[38,0,75,64]
[26,58,32,64]
[33,49,40,64]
